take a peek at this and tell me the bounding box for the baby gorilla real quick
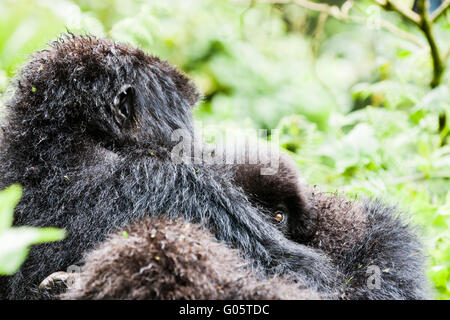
[229,147,316,243]
[230,149,429,300]
[60,218,320,300]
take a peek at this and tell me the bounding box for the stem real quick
[255,0,447,87]
[417,0,444,88]
[372,0,445,88]
[372,0,421,25]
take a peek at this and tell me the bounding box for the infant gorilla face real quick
[231,151,316,243]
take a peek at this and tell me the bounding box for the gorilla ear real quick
[113,84,134,127]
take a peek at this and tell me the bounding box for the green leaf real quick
[0,184,22,232]
[0,227,66,275]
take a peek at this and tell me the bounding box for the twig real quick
[247,0,445,86]
[372,0,421,25]
[375,17,427,48]
[349,14,427,48]
[253,0,426,47]
[430,0,450,22]
[372,0,445,87]
[312,11,329,42]
[416,0,444,88]
[253,0,351,19]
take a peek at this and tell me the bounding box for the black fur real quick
[51,147,428,300]
[229,147,316,243]
[0,34,334,299]
[61,217,321,300]
[230,153,429,299]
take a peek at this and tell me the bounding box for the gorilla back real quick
[0,35,333,299]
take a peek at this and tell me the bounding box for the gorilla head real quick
[230,148,316,243]
[6,34,199,154]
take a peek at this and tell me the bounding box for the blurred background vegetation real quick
[0,0,448,299]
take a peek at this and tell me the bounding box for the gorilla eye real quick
[274,211,285,223]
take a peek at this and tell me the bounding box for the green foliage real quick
[0,0,448,298]
[0,185,66,275]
